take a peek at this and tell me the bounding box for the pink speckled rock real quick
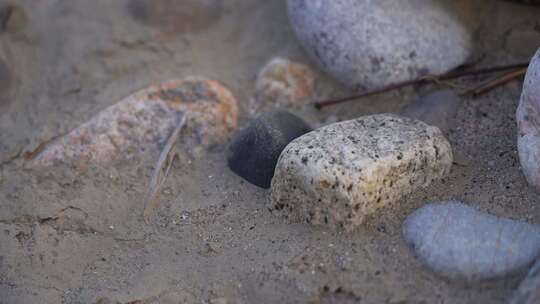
[32,78,238,168]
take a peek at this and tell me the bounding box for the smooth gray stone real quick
[403,201,540,282]
[510,259,540,304]
[517,48,540,192]
[400,90,461,133]
[287,0,472,91]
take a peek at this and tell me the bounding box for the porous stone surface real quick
[32,78,238,168]
[400,90,461,134]
[270,114,452,230]
[287,0,472,91]
[511,260,540,304]
[250,57,316,114]
[403,201,540,282]
[517,48,540,192]
[228,111,312,189]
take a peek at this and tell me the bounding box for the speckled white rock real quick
[270,114,452,231]
[517,48,540,192]
[287,0,472,91]
[31,78,238,168]
[403,201,540,282]
[250,57,316,114]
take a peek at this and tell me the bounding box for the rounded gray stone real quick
[403,201,540,282]
[517,48,540,192]
[510,259,540,304]
[287,0,472,91]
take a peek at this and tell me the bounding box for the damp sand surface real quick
[1,1,540,303]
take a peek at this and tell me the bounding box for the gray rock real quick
[517,48,540,192]
[287,0,472,91]
[400,90,461,134]
[403,201,540,282]
[510,259,540,304]
[270,114,452,231]
[228,111,312,189]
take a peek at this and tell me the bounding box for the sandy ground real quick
[1,1,540,303]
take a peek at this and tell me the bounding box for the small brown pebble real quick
[251,57,316,114]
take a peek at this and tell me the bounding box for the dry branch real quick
[314,62,530,109]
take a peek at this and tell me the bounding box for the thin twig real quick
[423,76,469,91]
[23,132,67,160]
[314,62,530,109]
[461,68,527,97]
[0,148,22,168]
[143,113,187,223]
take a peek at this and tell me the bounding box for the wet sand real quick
[0,1,540,303]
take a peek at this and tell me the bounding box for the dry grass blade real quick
[461,68,527,97]
[422,75,468,91]
[143,113,187,223]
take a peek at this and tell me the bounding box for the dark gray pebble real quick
[227,111,312,188]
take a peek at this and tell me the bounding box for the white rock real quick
[270,114,452,230]
[287,0,472,91]
[517,48,540,192]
